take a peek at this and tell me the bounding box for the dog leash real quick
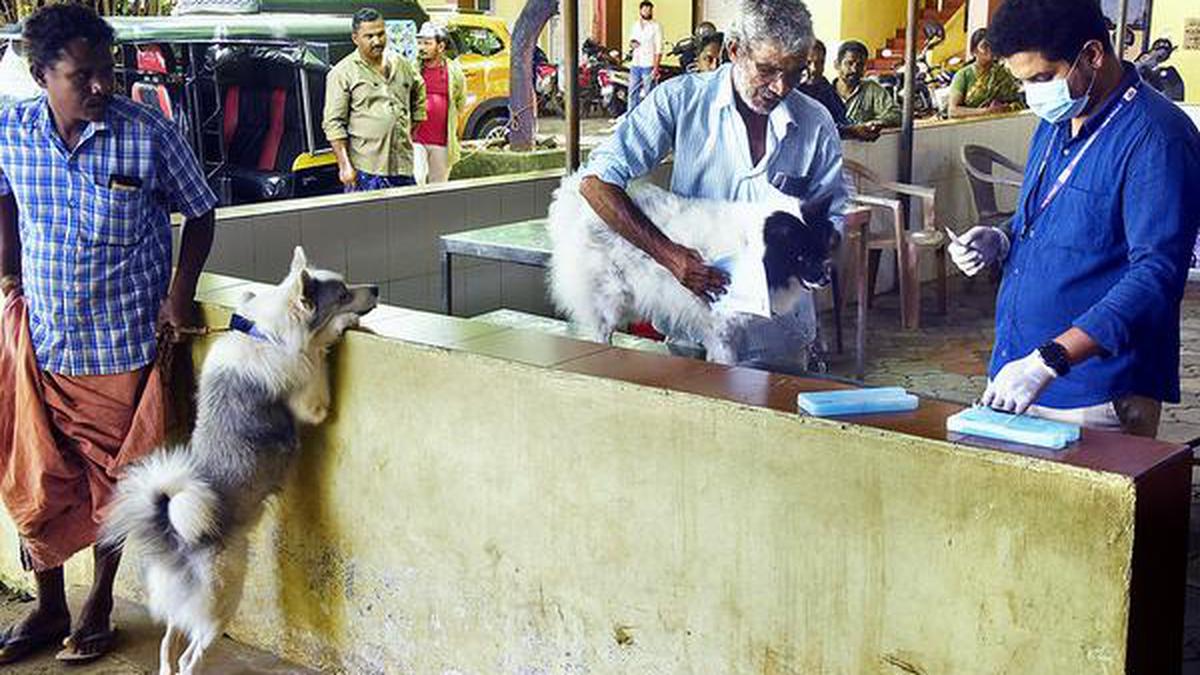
[160,314,278,344]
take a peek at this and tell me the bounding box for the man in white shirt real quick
[627,0,663,109]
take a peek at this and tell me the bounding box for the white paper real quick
[709,242,771,318]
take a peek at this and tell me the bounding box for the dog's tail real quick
[101,449,220,555]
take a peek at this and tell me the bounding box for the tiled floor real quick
[0,586,313,674]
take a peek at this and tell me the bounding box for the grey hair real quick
[727,0,815,57]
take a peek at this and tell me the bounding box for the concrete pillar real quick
[966,0,1004,38]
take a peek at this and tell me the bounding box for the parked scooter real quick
[877,19,944,119]
[931,54,965,118]
[599,63,628,117]
[1135,37,1185,102]
[532,46,563,117]
[580,38,618,117]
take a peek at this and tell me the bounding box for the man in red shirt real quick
[414,22,466,184]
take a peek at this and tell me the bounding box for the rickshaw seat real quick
[222,84,289,172]
[131,82,174,121]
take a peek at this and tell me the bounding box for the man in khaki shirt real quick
[323,8,426,192]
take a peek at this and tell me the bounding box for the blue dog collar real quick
[229,313,279,344]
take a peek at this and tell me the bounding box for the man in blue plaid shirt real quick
[0,5,216,663]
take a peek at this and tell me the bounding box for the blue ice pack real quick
[946,407,1081,450]
[795,387,920,417]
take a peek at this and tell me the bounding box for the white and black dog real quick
[547,175,836,365]
[102,247,377,675]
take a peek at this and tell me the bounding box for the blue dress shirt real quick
[994,64,1200,407]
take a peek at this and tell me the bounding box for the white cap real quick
[417,21,447,40]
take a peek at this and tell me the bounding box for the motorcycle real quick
[579,38,616,117]
[877,19,944,119]
[1135,37,1185,102]
[598,63,628,117]
[931,54,964,118]
[532,46,563,116]
[670,35,700,73]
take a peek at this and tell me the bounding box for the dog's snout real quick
[802,260,834,290]
[368,285,380,298]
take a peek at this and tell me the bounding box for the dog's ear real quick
[799,194,834,227]
[763,211,798,247]
[294,269,317,311]
[285,265,317,313]
[290,246,308,274]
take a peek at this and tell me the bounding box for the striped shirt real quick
[583,64,849,364]
[584,63,848,230]
[0,95,217,375]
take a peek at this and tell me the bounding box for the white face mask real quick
[1023,46,1097,124]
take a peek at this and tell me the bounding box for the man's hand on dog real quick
[157,291,202,343]
[661,242,729,303]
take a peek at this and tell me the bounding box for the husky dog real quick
[547,175,836,365]
[102,247,377,674]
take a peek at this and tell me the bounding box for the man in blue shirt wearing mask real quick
[949,0,1200,438]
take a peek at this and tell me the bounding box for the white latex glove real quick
[947,226,1010,277]
[980,349,1058,415]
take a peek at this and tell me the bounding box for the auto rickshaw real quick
[1,0,428,205]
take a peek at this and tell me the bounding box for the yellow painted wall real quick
[0,281,1162,674]
[810,0,842,72]
[1150,0,1200,103]
[930,1,967,67]
[840,0,907,60]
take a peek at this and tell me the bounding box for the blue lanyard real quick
[1023,86,1138,235]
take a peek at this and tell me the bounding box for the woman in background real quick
[948,28,1025,118]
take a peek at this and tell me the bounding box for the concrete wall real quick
[1182,102,1200,126]
[200,173,566,319]
[0,285,1186,673]
[849,112,1038,228]
[197,165,675,320]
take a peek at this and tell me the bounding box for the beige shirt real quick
[322,50,427,176]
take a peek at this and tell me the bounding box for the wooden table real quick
[439,207,873,379]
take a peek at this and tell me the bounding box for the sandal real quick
[54,626,119,664]
[0,620,71,664]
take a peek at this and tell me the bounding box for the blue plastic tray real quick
[946,407,1081,450]
[796,387,920,417]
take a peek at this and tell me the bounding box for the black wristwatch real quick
[1037,341,1071,377]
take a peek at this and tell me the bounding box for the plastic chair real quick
[843,159,948,330]
[961,144,1024,229]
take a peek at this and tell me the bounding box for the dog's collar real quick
[229,313,280,345]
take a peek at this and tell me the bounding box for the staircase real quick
[866,0,965,74]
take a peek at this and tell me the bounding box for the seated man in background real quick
[833,40,901,129]
[799,39,881,141]
[948,28,1025,118]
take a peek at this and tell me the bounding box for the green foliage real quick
[2,0,172,29]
